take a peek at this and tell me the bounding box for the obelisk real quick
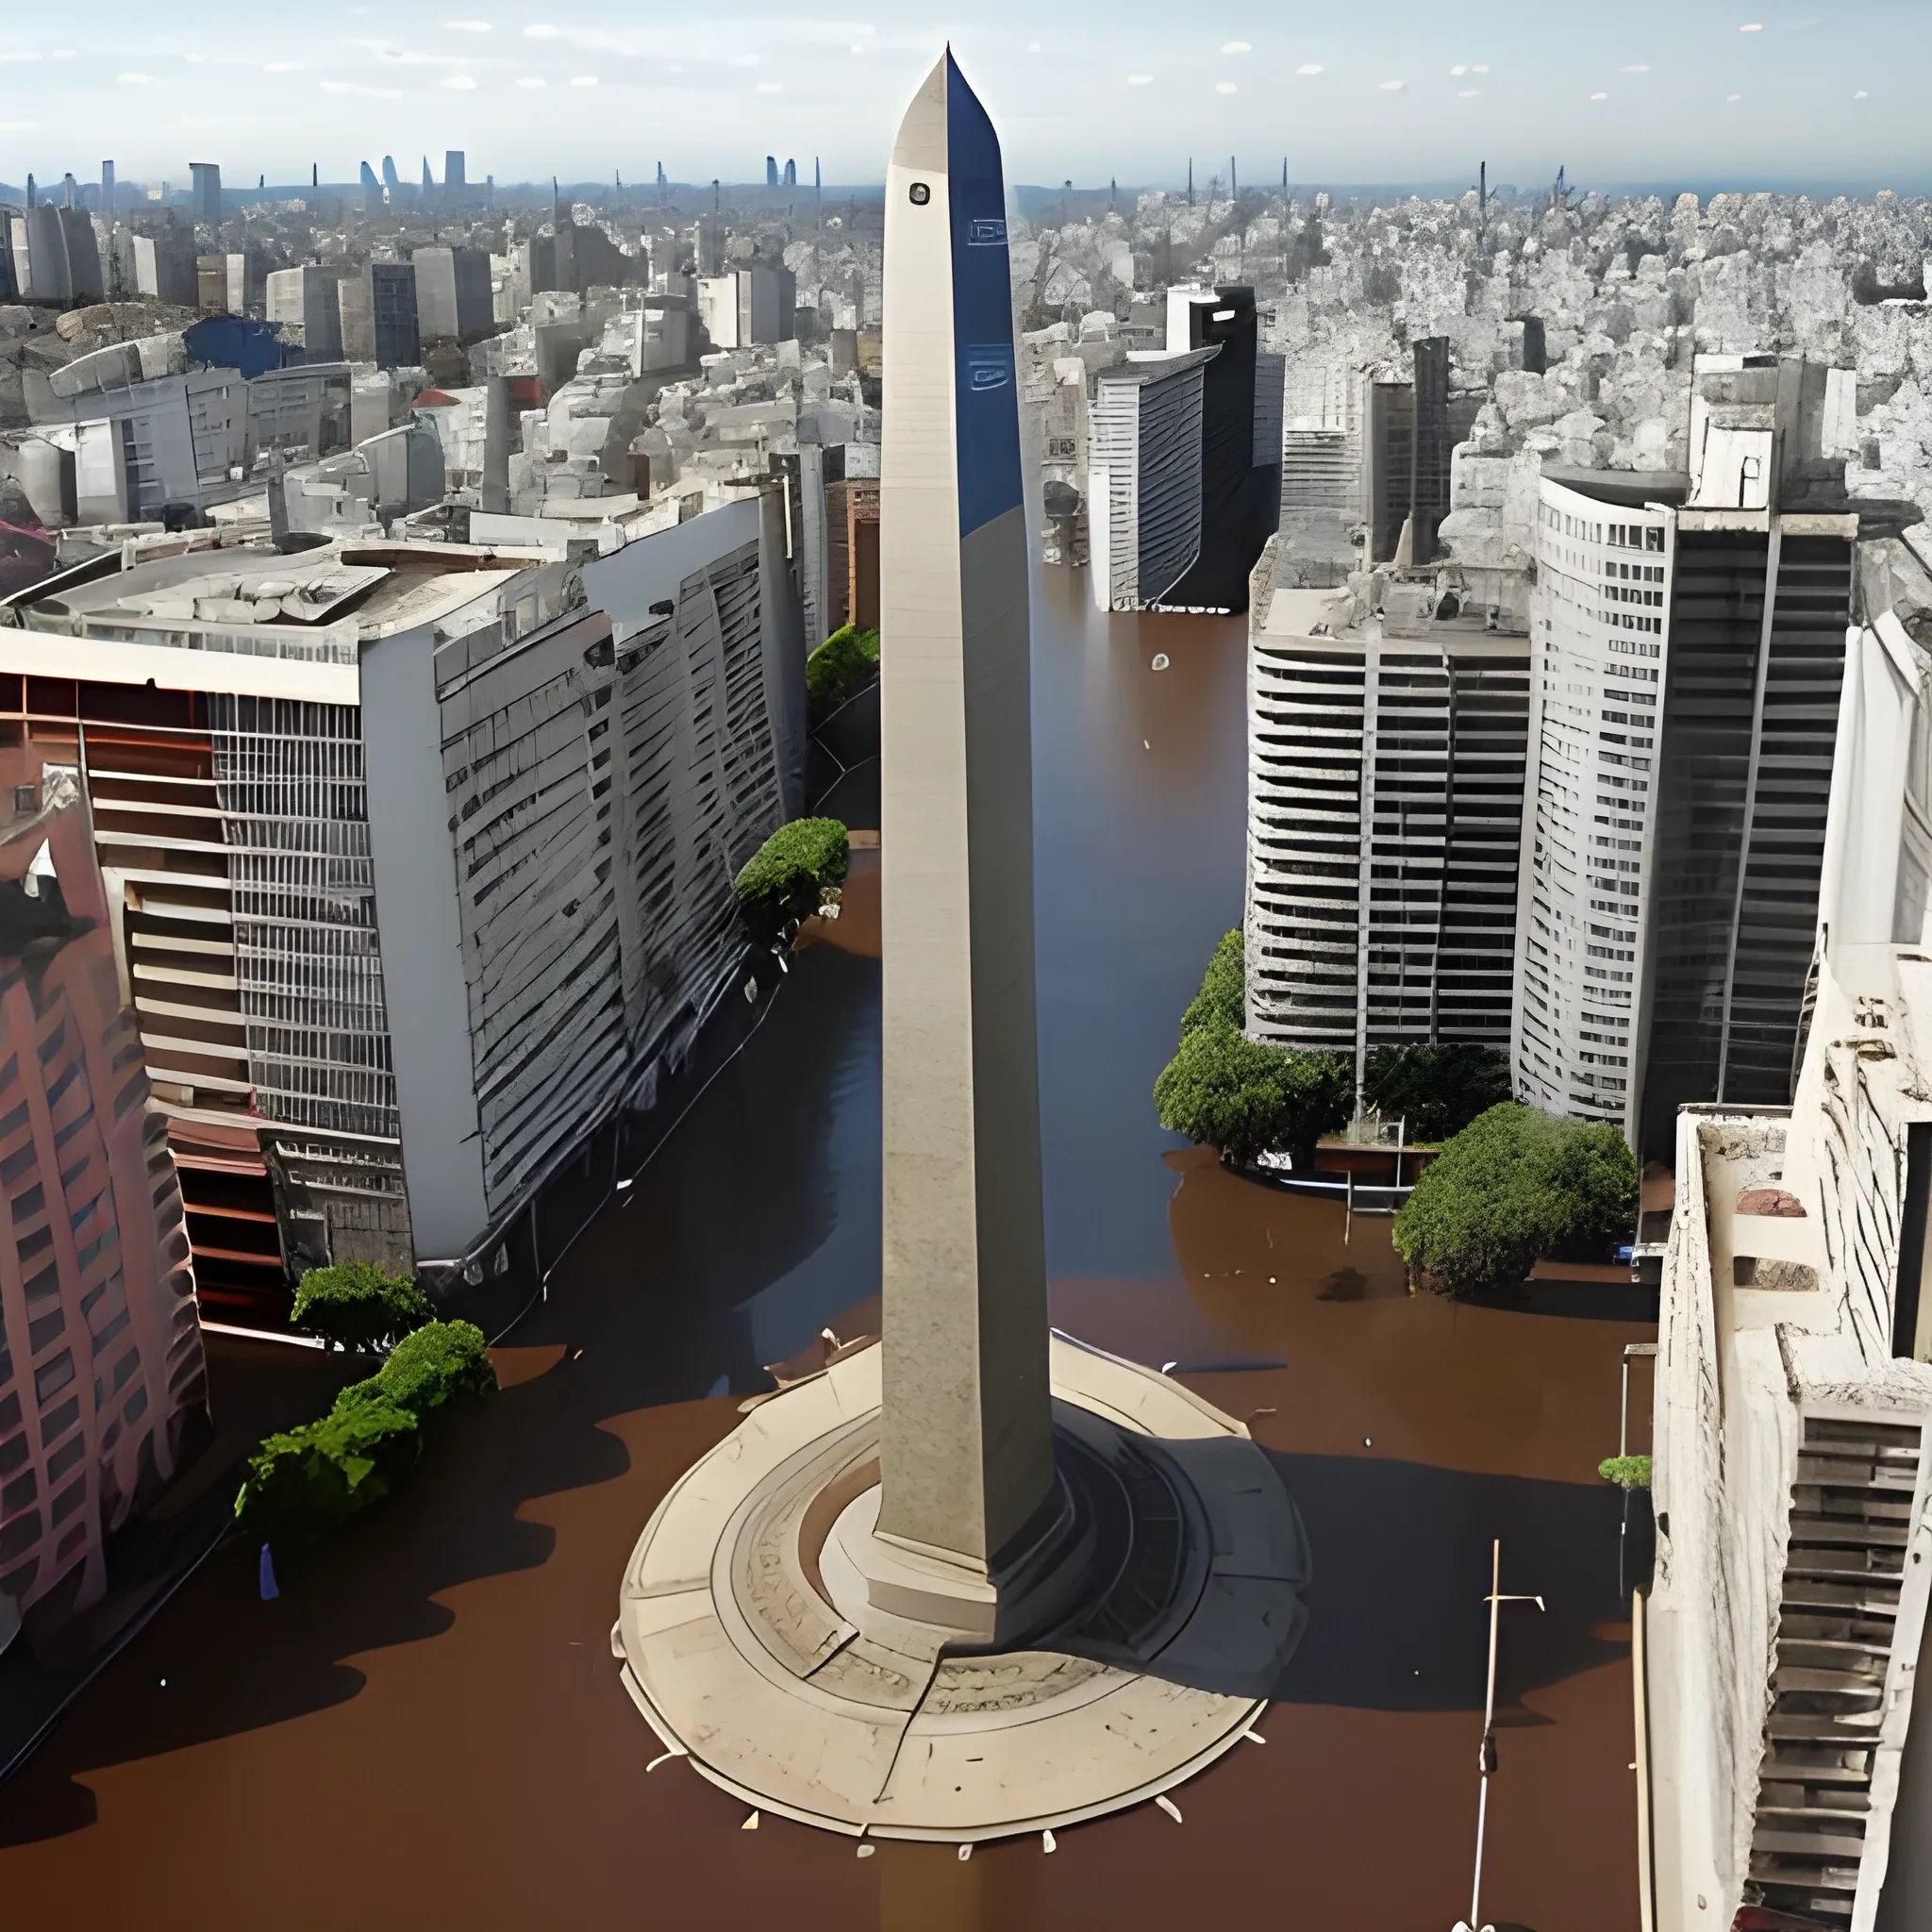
[864,50,1058,1635]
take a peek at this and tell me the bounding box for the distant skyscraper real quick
[783,158,797,188]
[1089,285,1281,614]
[189,161,222,226]
[381,156,401,192]
[656,162,667,188]
[420,156,434,197]
[99,160,114,225]
[444,150,466,207]
[765,155,778,188]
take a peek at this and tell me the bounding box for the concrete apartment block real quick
[1244,549,1531,1074]
[265,264,343,361]
[3,506,800,1320]
[411,245,492,343]
[0,759,206,1645]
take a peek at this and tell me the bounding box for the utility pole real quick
[1453,1541,1545,1932]
[1187,157,1193,208]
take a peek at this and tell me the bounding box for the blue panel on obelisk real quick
[945,56,1023,540]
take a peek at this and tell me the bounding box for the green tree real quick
[734,816,850,941]
[1363,1042,1514,1143]
[1599,1455,1652,1491]
[233,1399,421,1541]
[1155,1025,1353,1170]
[337,1318,498,1419]
[1180,927,1246,1035]
[806,624,880,720]
[235,1320,497,1545]
[1156,927,1352,1168]
[1391,1103,1639,1296]
[291,1261,435,1353]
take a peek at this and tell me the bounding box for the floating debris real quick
[1155,1794,1183,1823]
[857,1844,875,1858]
[741,1810,760,1830]
[645,1749,684,1773]
[1244,1729,1267,1745]
[1150,652,1171,671]
[958,1843,974,1862]
[1042,1828,1058,1853]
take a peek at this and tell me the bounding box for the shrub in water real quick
[291,1261,435,1353]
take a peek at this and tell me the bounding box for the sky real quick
[2,1,1929,196]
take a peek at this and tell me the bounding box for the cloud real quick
[445,17,493,28]
[1472,63,1490,74]
[1622,63,1650,73]
[1740,20,1762,29]
[1591,91,1608,100]
[320,79,403,97]
[1221,41,1251,54]
[524,22,559,37]
[1725,91,1742,101]
[442,74,477,88]
[0,122,42,131]
[1216,81,1237,93]
[1026,42,1041,53]
[516,75,545,87]
[570,74,598,86]
[264,60,307,73]
[1854,88,1870,99]
[1457,89,1480,98]
[0,51,43,61]
[1127,73,1153,86]
[116,72,155,85]
[1379,79,1407,92]
[755,81,782,93]
[1295,63,1324,76]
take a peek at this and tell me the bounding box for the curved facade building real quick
[1244,543,1531,1074]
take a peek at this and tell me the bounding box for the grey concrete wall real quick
[360,621,490,1260]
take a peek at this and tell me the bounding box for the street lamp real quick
[1452,1539,1544,1932]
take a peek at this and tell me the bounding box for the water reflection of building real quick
[1,502,802,1325]
[1244,541,1531,1080]
[0,756,206,1654]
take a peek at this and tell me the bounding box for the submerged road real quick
[0,568,1651,1930]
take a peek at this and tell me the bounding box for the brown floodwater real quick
[0,569,1652,1930]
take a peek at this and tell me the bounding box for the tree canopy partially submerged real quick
[1362,1041,1513,1143]
[806,624,879,720]
[1154,928,1352,1169]
[735,816,850,941]
[1391,1103,1638,1296]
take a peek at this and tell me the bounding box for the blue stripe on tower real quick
[945,55,1023,540]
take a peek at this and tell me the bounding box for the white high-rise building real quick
[1244,544,1532,1074]
[1510,477,1673,1134]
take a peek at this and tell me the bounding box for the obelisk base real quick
[612,1330,1309,1843]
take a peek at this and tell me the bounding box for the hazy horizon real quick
[2,2,1927,198]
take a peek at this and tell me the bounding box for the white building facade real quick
[1512,475,1674,1134]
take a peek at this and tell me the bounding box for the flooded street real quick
[0,568,1650,1929]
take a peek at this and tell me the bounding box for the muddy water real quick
[0,569,1650,1930]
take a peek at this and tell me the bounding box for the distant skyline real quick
[2,2,1928,196]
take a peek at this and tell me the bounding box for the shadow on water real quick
[1265,1451,1628,1714]
[0,931,882,1844]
